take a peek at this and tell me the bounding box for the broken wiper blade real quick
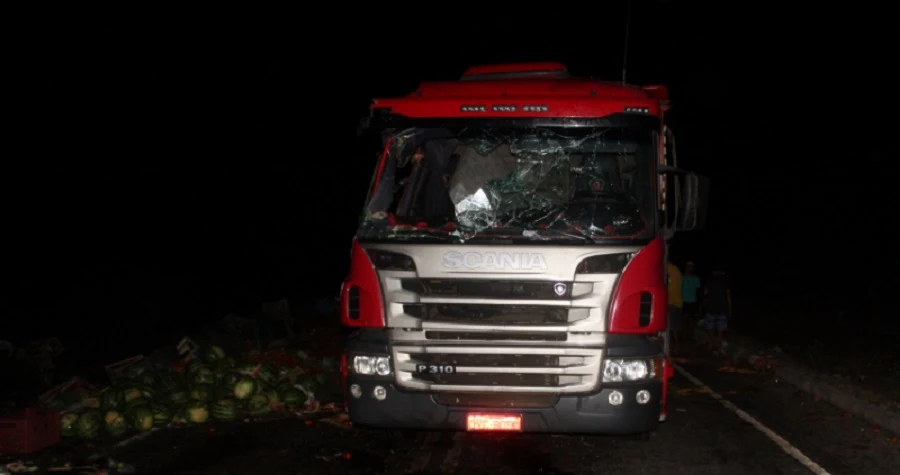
[525,228,596,244]
[386,226,462,242]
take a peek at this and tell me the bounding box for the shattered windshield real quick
[358,120,658,244]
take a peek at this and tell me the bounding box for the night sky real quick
[7,7,897,355]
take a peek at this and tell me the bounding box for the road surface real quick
[101,353,899,475]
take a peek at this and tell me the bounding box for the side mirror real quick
[677,172,709,231]
[659,166,709,232]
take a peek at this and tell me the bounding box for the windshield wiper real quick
[386,227,462,243]
[467,227,594,244]
[527,228,596,244]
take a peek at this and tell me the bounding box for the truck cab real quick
[340,62,708,436]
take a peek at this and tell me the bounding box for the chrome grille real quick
[393,346,603,393]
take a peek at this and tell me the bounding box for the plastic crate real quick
[0,408,61,455]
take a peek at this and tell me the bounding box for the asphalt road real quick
[97,351,899,475]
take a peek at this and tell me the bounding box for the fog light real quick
[373,385,387,401]
[350,384,362,399]
[636,390,651,404]
[609,390,623,406]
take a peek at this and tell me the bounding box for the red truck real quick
[339,62,708,438]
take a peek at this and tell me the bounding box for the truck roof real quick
[372,62,669,119]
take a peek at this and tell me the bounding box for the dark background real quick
[5,6,897,362]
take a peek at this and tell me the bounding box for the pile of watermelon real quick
[56,344,334,440]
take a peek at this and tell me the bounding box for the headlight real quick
[602,358,656,382]
[353,355,392,376]
[575,253,635,274]
[365,249,416,271]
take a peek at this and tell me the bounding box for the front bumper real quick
[347,378,662,435]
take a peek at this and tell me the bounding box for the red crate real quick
[0,408,61,455]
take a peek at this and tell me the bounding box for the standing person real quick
[702,268,732,353]
[666,261,684,356]
[681,261,702,326]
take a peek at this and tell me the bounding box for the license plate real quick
[466,414,522,431]
[416,364,456,375]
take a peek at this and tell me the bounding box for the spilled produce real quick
[45,340,338,442]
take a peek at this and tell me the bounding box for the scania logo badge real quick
[553,283,567,296]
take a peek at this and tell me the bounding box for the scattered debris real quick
[2,321,342,468]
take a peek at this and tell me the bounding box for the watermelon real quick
[128,404,155,432]
[233,377,256,400]
[274,380,292,396]
[216,356,237,376]
[126,397,150,409]
[255,364,278,385]
[204,345,226,364]
[211,398,238,421]
[100,387,125,410]
[247,393,270,416]
[122,386,144,404]
[138,371,159,387]
[171,410,187,425]
[261,387,279,406]
[159,373,184,393]
[185,402,210,423]
[168,390,189,406]
[220,372,241,388]
[77,409,102,439]
[149,403,172,426]
[190,365,216,385]
[236,362,257,376]
[104,410,128,437]
[139,385,156,400]
[60,412,80,437]
[185,358,205,377]
[280,386,303,403]
[190,383,215,402]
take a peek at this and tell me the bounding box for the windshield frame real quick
[357,114,662,246]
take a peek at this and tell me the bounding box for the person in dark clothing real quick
[701,269,732,352]
[681,261,702,326]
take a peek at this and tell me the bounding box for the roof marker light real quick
[491,105,517,112]
[522,105,549,112]
[624,106,650,114]
[460,105,486,112]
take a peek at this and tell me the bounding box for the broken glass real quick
[359,122,657,243]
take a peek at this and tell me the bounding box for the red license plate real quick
[466,414,522,432]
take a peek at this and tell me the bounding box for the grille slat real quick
[418,373,559,386]
[402,278,572,299]
[425,331,567,342]
[393,346,602,393]
[403,304,573,325]
[414,354,563,367]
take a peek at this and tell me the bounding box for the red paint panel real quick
[608,236,667,334]
[372,98,659,119]
[340,238,385,328]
